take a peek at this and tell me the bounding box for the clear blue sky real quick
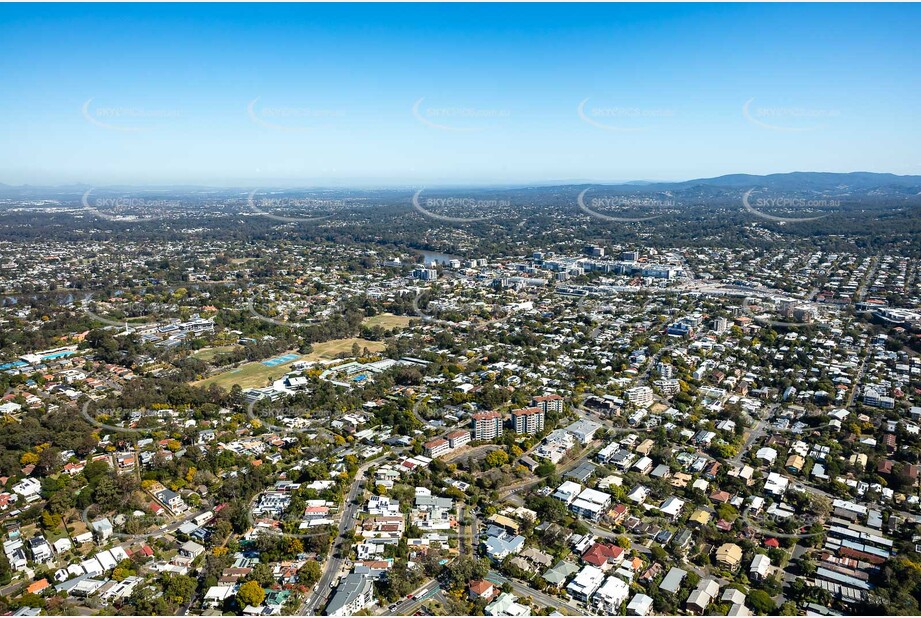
[1,3,919,187]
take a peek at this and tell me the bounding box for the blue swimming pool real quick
[42,350,77,360]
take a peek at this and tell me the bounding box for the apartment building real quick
[424,438,452,459]
[472,411,504,440]
[446,430,471,449]
[511,406,545,434]
[532,393,563,414]
[625,386,654,407]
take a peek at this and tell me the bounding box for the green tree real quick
[237,580,266,608]
[248,562,275,587]
[0,550,11,586]
[748,589,776,614]
[161,573,197,605]
[484,449,509,469]
[298,561,322,587]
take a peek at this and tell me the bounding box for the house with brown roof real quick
[469,579,497,601]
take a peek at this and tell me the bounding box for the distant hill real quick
[634,171,921,193]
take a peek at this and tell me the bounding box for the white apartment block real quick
[625,386,654,407]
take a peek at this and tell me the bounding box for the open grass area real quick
[191,344,242,361]
[362,313,413,330]
[193,338,386,390]
[305,337,386,360]
[193,354,304,390]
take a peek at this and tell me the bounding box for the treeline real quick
[0,408,97,477]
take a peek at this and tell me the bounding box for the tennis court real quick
[262,353,300,367]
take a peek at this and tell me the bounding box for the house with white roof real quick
[569,488,612,521]
[659,496,685,521]
[12,478,41,499]
[485,592,531,616]
[764,472,789,496]
[566,565,605,602]
[626,485,650,504]
[591,576,630,614]
[552,481,582,505]
[750,554,771,581]
[627,593,654,616]
[755,447,777,465]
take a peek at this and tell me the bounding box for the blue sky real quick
[1,3,919,186]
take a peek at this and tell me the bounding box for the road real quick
[855,255,880,302]
[387,580,441,616]
[80,503,214,542]
[486,570,584,615]
[732,418,764,466]
[846,341,873,408]
[299,458,379,615]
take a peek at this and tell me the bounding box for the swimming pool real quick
[42,350,77,360]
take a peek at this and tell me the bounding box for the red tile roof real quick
[582,542,624,567]
[469,579,494,596]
